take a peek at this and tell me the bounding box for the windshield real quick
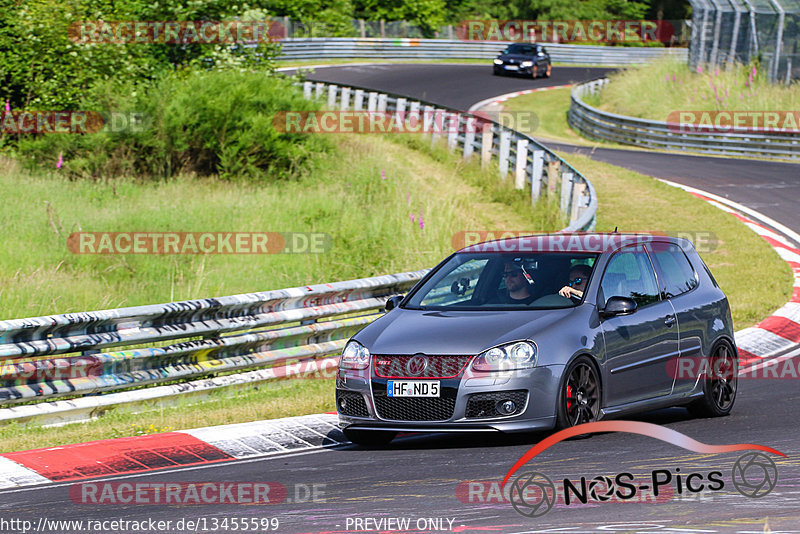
[405,252,598,310]
[503,44,538,55]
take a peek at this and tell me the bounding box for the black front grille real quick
[466,390,527,419]
[374,396,456,421]
[336,390,369,418]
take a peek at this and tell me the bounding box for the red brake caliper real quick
[566,385,572,410]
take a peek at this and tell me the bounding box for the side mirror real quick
[600,296,637,318]
[385,295,404,312]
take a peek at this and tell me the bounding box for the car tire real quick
[556,356,601,429]
[544,63,552,78]
[493,68,502,76]
[687,340,737,418]
[344,428,397,447]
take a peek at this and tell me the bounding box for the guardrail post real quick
[340,87,351,110]
[531,150,544,201]
[498,130,511,178]
[570,181,586,223]
[315,82,324,99]
[431,109,444,147]
[423,105,435,137]
[515,139,529,190]
[561,172,574,215]
[548,160,561,194]
[463,117,476,160]
[354,90,365,111]
[409,101,421,131]
[480,124,493,168]
[368,92,378,112]
[447,113,459,152]
[395,98,407,129]
[303,82,312,99]
[377,94,388,113]
[327,85,338,108]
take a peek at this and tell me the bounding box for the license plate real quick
[387,380,440,397]
[504,65,519,70]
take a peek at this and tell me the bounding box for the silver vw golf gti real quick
[336,234,738,445]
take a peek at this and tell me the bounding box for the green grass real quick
[2,96,792,453]
[501,85,652,151]
[555,151,792,329]
[592,57,800,120]
[501,83,794,324]
[503,86,593,145]
[499,71,794,327]
[0,378,335,453]
[0,135,562,320]
[0,131,565,451]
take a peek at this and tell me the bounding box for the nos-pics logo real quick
[503,421,783,518]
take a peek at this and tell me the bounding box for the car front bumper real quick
[336,364,564,433]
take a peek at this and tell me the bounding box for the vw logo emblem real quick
[406,354,429,376]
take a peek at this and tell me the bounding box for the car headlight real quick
[340,340,370,370]
[493,59,503,65]
[521,61,533,67]
[472,341,537,372]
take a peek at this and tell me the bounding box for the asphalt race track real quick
[3,64,800,534]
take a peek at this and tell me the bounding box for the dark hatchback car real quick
[336,234,738,445]
[493,43,552,78]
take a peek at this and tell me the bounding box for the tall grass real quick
[589,57,800,120]
[0,135,562,320]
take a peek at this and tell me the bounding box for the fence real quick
[0,81,599,426]
[688,0,799,83]
[568,78,800,159]
[279,38,688,65]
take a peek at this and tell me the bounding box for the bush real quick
[17,71,328,181]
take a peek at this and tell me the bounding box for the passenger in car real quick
[558,264,592,301]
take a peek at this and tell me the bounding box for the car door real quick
[599,245,680,407]
[646,242,702,394]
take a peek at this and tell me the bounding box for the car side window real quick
[599,249,660,308]
[419,259,488,307]
[648,243,699,298]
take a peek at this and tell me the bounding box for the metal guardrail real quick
[301,80,598,232]
[279,38,688,65]
[568,78,800,160]
[0,272,424,407]
[0,76,600,425]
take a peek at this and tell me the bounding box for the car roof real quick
[457,232,692,255]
